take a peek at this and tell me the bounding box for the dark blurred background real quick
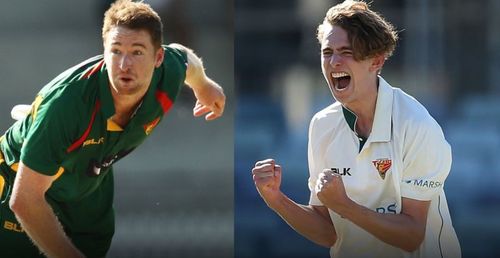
[0,0,233,257]
[235,0,500,258]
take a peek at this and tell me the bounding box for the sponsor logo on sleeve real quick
[372,158,392,179]
[405,179,443,189]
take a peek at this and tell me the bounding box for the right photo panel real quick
[235,1,500,258]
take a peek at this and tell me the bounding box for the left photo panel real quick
[0,0,234,257]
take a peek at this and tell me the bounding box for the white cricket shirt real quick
[308,77,461,258]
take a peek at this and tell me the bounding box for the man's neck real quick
[109,86,148,127]
[344,78,379,138]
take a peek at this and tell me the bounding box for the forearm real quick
[13,200,84,258]
[168,43,209,90]
[338,201,425,252]
[271,193,336,247]
[188,75,219,93]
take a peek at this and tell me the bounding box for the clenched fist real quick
[252,159,282,208]
[316,169,353,215]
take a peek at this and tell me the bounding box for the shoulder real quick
[151,45,189,98]
[310,102,343,128]
[163,44,188,68]
[308,102,344,141]
[392,87,442,131]
[35,56,104,119]
[390,87,447,149]
[39,55,104,101]
[42,55,104,90]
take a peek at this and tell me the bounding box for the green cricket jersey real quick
[0,46,187,257]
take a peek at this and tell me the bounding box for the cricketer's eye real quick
[133,50,144,56]
[110,49,121,55]
[341,51,353,57]
[322,49,333,57]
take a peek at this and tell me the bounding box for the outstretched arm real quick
[10,162,85,258]
[168,43,225,121]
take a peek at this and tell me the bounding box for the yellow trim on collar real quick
[107,118,124,131]
[10,163,18,171]
[54,167,65,180]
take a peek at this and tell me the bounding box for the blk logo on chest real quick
[330,167,352,176]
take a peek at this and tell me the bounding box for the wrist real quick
[187,73,210,91]
[335,198,357,218]
[267,191,288,212]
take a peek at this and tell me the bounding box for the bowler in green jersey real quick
[0,0,225,257]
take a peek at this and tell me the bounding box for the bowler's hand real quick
[193,80,225,121]
[316,169,353,215]
[252,159,282,208]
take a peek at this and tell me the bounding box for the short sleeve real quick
[307,115,324,206]
[159,46,188,101]
[20,93,78,175]
[400,119,452,201]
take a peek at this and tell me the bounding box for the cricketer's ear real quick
[154,47,165,68]
[369,54,386,73]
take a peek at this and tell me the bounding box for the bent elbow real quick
[321,239,336,248]
[317,233,337,248]
[401,234,425,252]
[9,195,23,215]
[9,194,31,218]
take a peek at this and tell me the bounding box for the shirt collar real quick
[370,76,393,142]
[341,76,393,142]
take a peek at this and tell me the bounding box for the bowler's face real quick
[320,24,376,106]
[104,26,164,97]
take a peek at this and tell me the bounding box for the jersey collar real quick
[370,76,393,142]
[341,76,393,143]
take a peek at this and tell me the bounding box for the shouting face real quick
[320,23,382,108]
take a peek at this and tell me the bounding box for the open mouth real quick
[120,77,133,84]
[331,72,351,91]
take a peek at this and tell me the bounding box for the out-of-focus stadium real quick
[236,0,500,258]
[0,1,233,257]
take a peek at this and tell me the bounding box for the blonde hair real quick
[317,0,398,60]
[102,0,163,49]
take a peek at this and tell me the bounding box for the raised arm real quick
[10,162,85,258]
[168,43,225,121]
[252,159,337,247]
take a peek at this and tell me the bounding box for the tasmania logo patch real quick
[143,117,160,135]
[372,158,392,180]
